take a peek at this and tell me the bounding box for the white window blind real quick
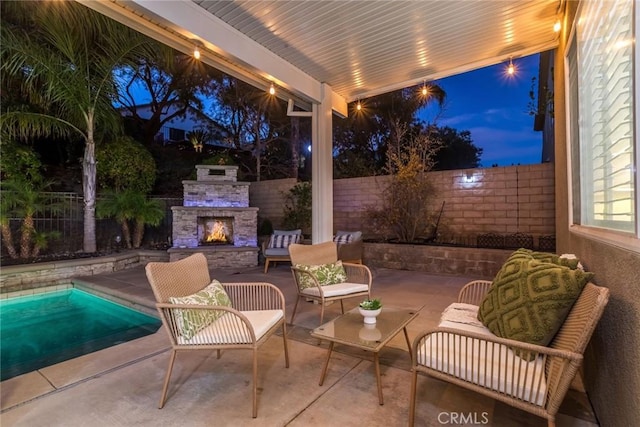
[571,0,636,233]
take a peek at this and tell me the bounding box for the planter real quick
[358,307,382,324]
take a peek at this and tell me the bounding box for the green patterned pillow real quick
[508,248,580,270]
[293,261,348,290]
[169,279,232,339]
[478,258,593,354]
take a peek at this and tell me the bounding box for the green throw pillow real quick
[508,248,580,270]
[293,261,348,290]
[478,258,593,355]
[169,279,232,339]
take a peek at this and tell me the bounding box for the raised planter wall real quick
[364,243,512,279]
[0,250,169,295]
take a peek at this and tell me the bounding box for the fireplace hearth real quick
[169,165,259,267]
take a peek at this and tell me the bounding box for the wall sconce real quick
[463,171,474,183]
[553,19,561,32]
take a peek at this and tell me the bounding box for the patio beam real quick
[80,0,347,116]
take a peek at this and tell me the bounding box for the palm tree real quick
[1,178,61,259]
[131,197,165,249]
[0,1,152,253]
[97,190,164,249]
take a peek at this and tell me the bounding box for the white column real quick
[311,84,334,243]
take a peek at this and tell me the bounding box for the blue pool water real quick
[0,289,161,381]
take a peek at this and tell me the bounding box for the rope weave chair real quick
[145,253,289,418]
[409,280,609,427]
[289,241,372,325]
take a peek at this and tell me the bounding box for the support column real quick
[311,84,334,243]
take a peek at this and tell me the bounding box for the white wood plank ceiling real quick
[192,0,562,102]
[84,0,561,106]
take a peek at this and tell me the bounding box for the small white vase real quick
[358,307,382,324]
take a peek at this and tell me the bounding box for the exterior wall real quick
[251,164,555,243]
[249,178,298,228]
[554,3,640,426]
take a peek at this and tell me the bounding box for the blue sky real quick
[419,53,542,167]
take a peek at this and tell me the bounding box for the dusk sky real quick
[419,53,542,167]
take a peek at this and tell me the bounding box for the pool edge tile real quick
[1,370,56,411]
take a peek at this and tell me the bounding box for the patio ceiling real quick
[83,0,562,114]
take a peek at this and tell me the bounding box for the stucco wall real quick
[250,164,555,243]
[554,2,640,425]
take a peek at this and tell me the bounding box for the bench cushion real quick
[420,303,547,406]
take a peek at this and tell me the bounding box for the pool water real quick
[0,289,161,381]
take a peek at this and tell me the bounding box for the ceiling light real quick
[356,100,362,111]
[421,80,429,96]
[553,20,561,32]
[507,57,515,76]
[269,83,275,95]
[193,46,201,60]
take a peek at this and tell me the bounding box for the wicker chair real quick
[409,280,610,427]
[145,253,290,418]
[289,241,372,325]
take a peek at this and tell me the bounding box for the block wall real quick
[250,164,555,240]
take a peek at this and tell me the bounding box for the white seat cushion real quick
[419,303,547,406]
[301,282,368,297]
[177,309,283,345]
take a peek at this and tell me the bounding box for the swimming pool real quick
[0,288,161,381]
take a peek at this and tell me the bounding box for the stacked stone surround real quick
[169,165,259,267]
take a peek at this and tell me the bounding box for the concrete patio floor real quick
[1,263,599,426]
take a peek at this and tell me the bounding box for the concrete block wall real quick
[249,164,555,240]
[249,178,297,228]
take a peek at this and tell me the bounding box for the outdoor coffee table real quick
[311,306,420,405]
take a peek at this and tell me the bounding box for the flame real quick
[205,220,228,243]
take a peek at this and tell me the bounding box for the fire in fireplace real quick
[198,217,234,245]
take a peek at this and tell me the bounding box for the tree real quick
[115,46,223,145]
[96,136,156,193]
[367,121,442,243]
[432,127,482,170]
[0,141,61,259]
[209,76,291,181]
[1,1,153,253]
[96,190,164,249]
[333,83,446,178]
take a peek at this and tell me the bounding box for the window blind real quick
[574,0,635,232]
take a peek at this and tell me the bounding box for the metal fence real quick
[2,192,182,257]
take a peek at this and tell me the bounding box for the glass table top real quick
[310,306,420,351]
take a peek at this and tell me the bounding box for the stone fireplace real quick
[168,165,259,267]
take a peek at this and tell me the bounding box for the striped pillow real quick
[268,233,301,249]
[333,234,353,244]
